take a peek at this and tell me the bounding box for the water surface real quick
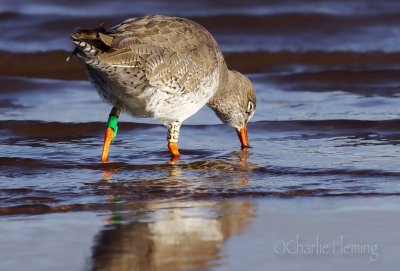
[1,0,400,270]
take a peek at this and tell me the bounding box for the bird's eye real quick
[247,101,254,113]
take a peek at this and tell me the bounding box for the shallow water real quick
[1,0,400,270]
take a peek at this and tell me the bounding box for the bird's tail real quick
[68,24,113,62]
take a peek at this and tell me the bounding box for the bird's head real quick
[209,71,256,150]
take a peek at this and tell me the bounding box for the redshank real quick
[69,15,256,162]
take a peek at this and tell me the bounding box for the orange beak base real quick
[101,127,114,162]
[237,125,250,150]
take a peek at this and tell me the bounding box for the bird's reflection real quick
[90,152,256,271]
[101,149,254,183]
[90,200,254,271]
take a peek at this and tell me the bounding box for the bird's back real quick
[72,15,226,122]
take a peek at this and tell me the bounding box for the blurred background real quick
[1,1,400,271]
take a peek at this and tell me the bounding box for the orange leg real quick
[167,122,181,161]
[101,107,121,162]
[168,142,180,163]
[101,127,114,162]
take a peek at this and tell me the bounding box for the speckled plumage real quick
[72,15,224,123]
[71,15,255,127]
[71,15,256,155]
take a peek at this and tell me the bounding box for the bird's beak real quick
[101,127,114,162]
[236,125,250,150]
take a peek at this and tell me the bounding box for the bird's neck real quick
[208,70,236,109]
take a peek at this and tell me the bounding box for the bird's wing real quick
[98,16,220,92]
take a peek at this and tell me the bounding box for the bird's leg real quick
[167,121,181,161]
[101,106,121,162]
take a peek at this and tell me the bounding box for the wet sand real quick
[1,0,400,270]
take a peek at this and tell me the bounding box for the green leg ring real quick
[107,115,119,141]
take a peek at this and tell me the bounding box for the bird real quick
[69,15,256,162]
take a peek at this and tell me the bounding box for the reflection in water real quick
[91,155,255,271]
[100,150,254,188]
[90,200,254,271]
